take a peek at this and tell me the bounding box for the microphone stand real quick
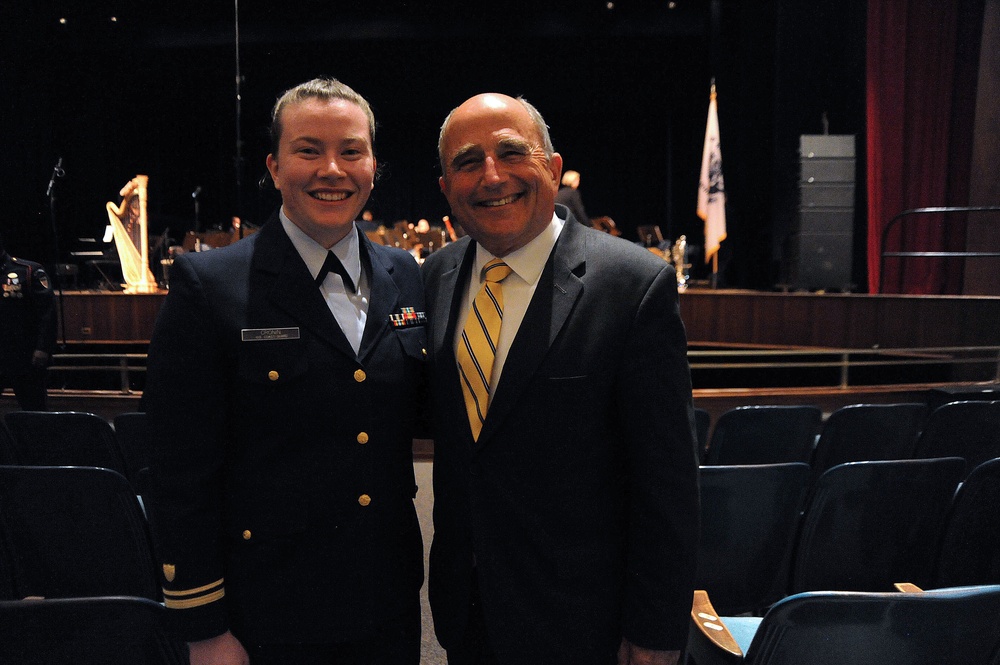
[46,158,67,348]
[192,186,202,233]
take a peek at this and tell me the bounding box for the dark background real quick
[0,0,867,289]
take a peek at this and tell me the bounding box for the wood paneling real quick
[680,289,1000,349]
[55,288,1000,349]
[56,291,167,344]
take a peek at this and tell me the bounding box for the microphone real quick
[192,186,202,199]
[46,157,64,197]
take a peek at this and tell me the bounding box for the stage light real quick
[58,17,67,25]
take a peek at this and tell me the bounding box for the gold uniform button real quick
[267,370,279,381]
[357,432,369,444]
[354,369,366,383]
[422,348,427,357]
[358,494,372,507]
[242,530,252,540]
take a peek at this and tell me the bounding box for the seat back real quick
[744,585,1000,665]
[0,465,158,600]
[3,411,127,476]
[792,457,965,593]
[0,420,15,465]
[697,463,811,614]
[0,596,185,664]
[705,405,822,465]
[113,411,151,491]
[694,408,711,462]
[810,402,927,479]
[934,457,1000,587]
[914,400,1000,478]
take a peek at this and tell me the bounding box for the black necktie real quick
[315,251,356,293]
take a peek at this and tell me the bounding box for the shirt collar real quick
[473,212,565,286]
[279,209,361,286]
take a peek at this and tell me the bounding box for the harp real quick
[105,175,157,293]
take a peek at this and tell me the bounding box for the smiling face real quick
[266,97,375,248]
[438,94,563,257]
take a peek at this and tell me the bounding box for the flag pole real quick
[698,78,726,289]
[709,79,718,288]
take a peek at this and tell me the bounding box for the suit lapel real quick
[251,216,357,359]
[474,220,587,449]
[433,241,477,443]
[357,236,400,362]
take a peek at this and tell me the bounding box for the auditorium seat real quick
[3,411,128,477]
[686,584,1000,665]
[0,465,159,601]
[912,400,1000,478]
[932,457,1000,587]
[0,420,15,465]
[791,457,965,593]
[694,407,711,461]
[809,402,927,480]
[113,411,151,493]
[704,405,822,465]
[0,596,185,664]
[696,463,811,615]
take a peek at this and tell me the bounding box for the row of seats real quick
[690,399,1000,662]
[696,456,1000,616]
[0,411,149,492]
[0,411,175,663]
[697,400,1000,479]
[2,407,997,662]
[686,583,1000,664]
[0,465,182,663]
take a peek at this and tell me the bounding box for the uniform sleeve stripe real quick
[163,587,225,610]
[162,578,225,599]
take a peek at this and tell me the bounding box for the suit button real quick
[357,432,369,444]
[242,530,252,540]
[358,494,372,507]
[354,369,366,383]
[267,370,279,381]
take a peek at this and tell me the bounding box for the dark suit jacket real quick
[422,208,699,664]
[0,252,56,373]
[145,214,426,644]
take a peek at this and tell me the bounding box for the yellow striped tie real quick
[457,259,513,440]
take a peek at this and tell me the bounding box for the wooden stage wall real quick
[57,288,1000,349]
[57,291,167,344]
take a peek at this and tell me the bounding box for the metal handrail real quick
[688,345,1000,389]
[878,206,1000,292]
[47,346,1000,394]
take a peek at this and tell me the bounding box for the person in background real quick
[0,232,56,411]
[555,168,590,226]
[422,93,699,665]
[144,78,426,665]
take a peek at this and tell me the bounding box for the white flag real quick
[698,85,726,264]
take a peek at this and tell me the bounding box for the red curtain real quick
[866,0,983,294]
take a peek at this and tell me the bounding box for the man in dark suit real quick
[145,78,426,665]
[423,93,699,665]
[0,232,56,411]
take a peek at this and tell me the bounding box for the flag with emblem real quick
[698,81,727,265]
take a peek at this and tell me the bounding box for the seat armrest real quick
[894,582,924,593]
[691,590,744,658]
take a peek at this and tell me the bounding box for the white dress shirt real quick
[456,212,565,397]
[280,211,369,355]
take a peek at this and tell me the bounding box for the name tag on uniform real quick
[389,307,427,328]
[241,327,300,342]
